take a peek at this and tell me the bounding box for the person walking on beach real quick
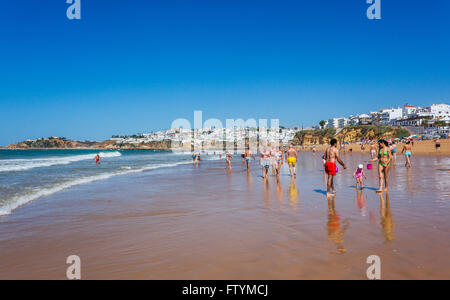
[287,145,298,177]
[390,141,397,160]
[435,138,441,153]
[95,154,101,166]
[401,140,413,168]
[375,139,392,192]
[225,151,233,169]
[273,147,284,177]
[244,148,255,171]
[260,148,271,179]
[323,139,347,196]
[370,141,377,160]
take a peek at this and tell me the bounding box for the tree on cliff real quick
[319,120,326,129]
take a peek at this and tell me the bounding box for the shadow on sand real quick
[313,189,328,195]
[349,186,378,191]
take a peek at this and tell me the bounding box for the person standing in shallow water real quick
[286,145,298,177]
[401,140,413,168]
[323,139,347,197]
[260,148,271,179]
[225,151,233,169]
[435,138,441,153]
[244,148,255,171]
[95,154,101,166]
[375,139,392,192]
[370,141,377,160]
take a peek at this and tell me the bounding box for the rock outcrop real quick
[293,126,411,146]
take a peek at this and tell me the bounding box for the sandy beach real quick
[299,139,450,156]
[0,152,449,280]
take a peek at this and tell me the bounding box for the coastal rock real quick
[293,126,411,146]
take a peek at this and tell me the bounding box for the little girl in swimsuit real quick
[353,164,367,190]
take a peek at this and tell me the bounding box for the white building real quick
[428,104,450,120]
[402,105,419,118]
[357,114,372,125]
[326,118,339,129]
[337,117,350,128]
[380,107,403,125]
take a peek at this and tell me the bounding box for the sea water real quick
[0,149,215,216]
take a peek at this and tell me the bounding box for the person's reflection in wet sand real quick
[288,177,299,211]
[225,167,233,190]
[406,167,413,193]
[327,196,350,254]
[246,168,254,193]
[262,176,271,208]
[356,189,366,217]
[379,191,395,243]
[275,177,285,208]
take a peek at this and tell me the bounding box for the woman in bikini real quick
[273,147,284,177]
[401,140,413,168]
[375,139,392,193]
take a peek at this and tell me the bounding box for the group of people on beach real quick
[191,152,202,164]
[322,137,419,196]
[216,135,423,198]
[225,145,299,179]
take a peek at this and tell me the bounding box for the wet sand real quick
[0,152,449,279]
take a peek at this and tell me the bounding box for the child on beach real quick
[353,164,367,190]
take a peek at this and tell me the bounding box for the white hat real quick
[358,164,364,169]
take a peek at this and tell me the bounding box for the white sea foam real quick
[0,151,122,172]
[0,160,190,216]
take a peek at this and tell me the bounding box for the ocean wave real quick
[0,160,189,216]
[0,151,122,172]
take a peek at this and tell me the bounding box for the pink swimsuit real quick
[355,169,364,179]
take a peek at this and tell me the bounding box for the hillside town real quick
[110,127,298,150]
[3,103,448,150]
[321,103,450,135]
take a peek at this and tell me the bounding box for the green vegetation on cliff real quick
[293,125,411,146]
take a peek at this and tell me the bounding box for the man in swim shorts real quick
[286,145,298,177]
[435,138,441,153]
[244,148,255,171]
[95,154,101,166]
[323,139,347,196]
[241,150,246,164]
[260,148,271,179]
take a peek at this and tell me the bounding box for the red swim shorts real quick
[325,162,337,176]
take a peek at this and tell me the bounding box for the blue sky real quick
[0,0,449,145]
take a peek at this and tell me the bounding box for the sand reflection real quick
[327,196,350,254]
[379,191,395,243]
[287,178,299,211]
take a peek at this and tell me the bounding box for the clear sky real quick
[1,0,449,145]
